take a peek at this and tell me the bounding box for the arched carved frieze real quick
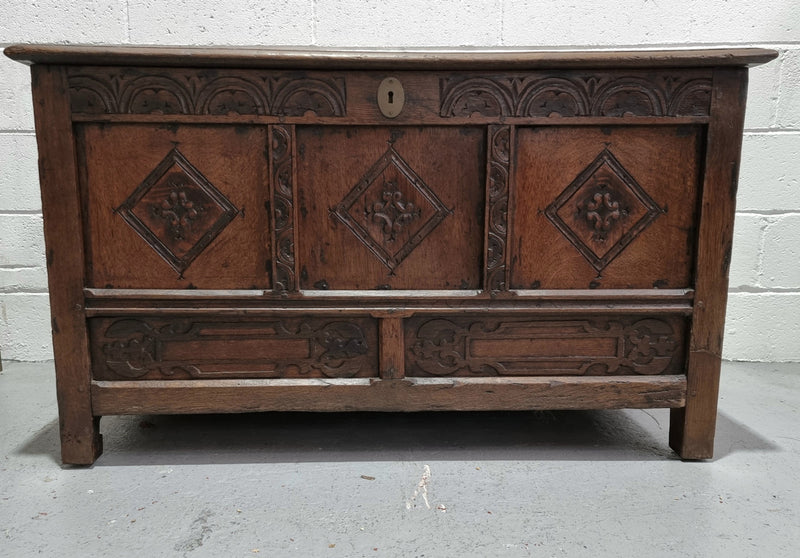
[68,75,119,113]
[440,73,711,118]
[68,69,347,117]
[591,77,666,116]
[119,75,194,114]
[667,79,713,116]
[195,76,270,115]
[517,78,589,117]
[272,77,346,116]
[439,77,514,117]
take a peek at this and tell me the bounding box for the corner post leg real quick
[669,67,749,460]
[31,65,102,465]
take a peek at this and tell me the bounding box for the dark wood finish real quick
[8,45,775,463]
[296,126,484,290]
[30,65,102,465]
[268,124,296,292]
[405,315,686,377]
[512,126,702,289]
[72,113,711,127]
[78,124,271,289]
[670,68,749,459]
[5,44,777,69]
[440,72,714,118]
[91,375,687,414]
[62,67,715,126]
[485,125,513,291]
[379,318,405,379]
[67,67,346,118]
[89,316,378,380]
[83,287,694,301]
[82,290,695,316]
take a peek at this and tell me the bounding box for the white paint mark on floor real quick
[406,464,432,510]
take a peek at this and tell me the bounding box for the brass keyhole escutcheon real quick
[378,77,404,118]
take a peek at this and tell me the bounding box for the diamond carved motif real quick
[545,149,663,272]
[331,146,451,272]
[117,148,239,275]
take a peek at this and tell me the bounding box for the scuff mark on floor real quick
[174,509,214,555]
[406,464,431,510]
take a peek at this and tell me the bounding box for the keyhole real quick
[378,77,403,118]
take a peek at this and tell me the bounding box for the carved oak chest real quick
[5,45,777,464]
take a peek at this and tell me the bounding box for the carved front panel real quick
[90,316,378,380]
[79,124,271,289]
[405,315,686,377]
[512,126,702,289]
[296,126,485,290]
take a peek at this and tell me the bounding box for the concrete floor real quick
[0,362,798,557]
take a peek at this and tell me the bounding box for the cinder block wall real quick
[1,1,798,362]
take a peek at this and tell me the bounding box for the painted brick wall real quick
[1,1,798,361]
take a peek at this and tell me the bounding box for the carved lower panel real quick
[68,67,346,117]
[405,315,686,377]
[271,125,295,291]
[91,317,378,380]
[440,72,712,118]
[485,125,512,290]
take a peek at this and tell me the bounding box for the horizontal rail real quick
[92,375,687,415]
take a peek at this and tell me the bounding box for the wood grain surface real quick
[5,44,778,69]
[8,46,771,463]
[512,125,702,289]
[31,65,102,465]
[670,68,749,460]
[296,126,485,290]
[91,375,687,415]
[78,124,271,289]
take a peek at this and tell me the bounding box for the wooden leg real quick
[30,66,102,466]
[668,352,721,460]
[669,408,713,460]
[669,68,748,461]
[59,413,103,466]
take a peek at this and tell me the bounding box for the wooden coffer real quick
[5,45,777,463]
